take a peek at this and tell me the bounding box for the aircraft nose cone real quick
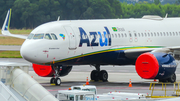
[20,43,37,63]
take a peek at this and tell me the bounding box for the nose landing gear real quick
[50,65,62,86]
[90,65,108,82]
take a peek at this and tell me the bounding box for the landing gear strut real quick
[90,65,108,82]
[50,65,62,86]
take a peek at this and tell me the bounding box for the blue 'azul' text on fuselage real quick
[79,27,111,47]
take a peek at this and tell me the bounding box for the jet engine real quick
[135,52,177,82]
[32,64,72,77]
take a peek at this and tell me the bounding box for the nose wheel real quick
[50,77,61,86]
[90,65,108,82]
[50,78,55,83]
[55,78,61,86]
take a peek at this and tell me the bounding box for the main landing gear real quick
[159,73,176,83]
[50,65,62,86]
[90,65,108,82]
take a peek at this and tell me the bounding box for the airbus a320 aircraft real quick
[2,9,179,85]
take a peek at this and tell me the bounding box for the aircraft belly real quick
[54,49,135,65]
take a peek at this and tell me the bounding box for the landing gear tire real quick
[99,70,108,82]
[50,78,55,84]
[168,73,176,83]
[91,70,99,81]
[55,78,61,86]
[159,73,176,83]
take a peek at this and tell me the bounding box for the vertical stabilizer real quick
[2,9,11,32]
[1,9,27,39]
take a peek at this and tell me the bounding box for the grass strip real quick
[0,37,25,45]
[0,51,22,58]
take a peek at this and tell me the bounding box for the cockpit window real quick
[51,33,58,40]
[44,34,52,40]
[27,33,34,39]
[33,34,44,39]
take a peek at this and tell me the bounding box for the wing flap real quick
[114,46,180,60]
[110,46,159,59]
[124,48,157,59]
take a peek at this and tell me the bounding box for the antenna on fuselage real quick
[57,16,60,21]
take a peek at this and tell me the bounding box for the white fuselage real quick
[20,17,180,65]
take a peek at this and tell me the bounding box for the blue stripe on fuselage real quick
[54,50,135,65]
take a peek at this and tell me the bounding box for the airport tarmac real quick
[1,58,180,97]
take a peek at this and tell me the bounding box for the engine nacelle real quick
[33,64,54,77]
[135,52,177,80]
[32,64,72,77]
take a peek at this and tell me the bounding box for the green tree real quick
[0,0,15,28]
[1,0,180,29]
[154,0,161,5]
[175,0,180,5]
[12,0,31,28]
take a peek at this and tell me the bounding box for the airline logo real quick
[59,34,65,40]
[112,27,117,31]
[79,27,111,47]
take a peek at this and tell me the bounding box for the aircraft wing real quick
[1,9,27,39]
[111,46,180,59]
[124,48,157,59]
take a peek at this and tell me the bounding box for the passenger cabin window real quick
[154,32,156,36]
[33,34,44,39]
[112,34,114,38]
[129,33,132,37]
[170,32,172,36]
[134,33,137,37]
[121,34,124,37]
[51,33,58,40]
[166,32,168,36]
[118,34,121,38]
[125,33,127,37]
[115,34,117,38]
[44,34,52,40]
[27,33,34,39]
[160,32,162,36]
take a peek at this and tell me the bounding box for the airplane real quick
[1,9,179,86]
